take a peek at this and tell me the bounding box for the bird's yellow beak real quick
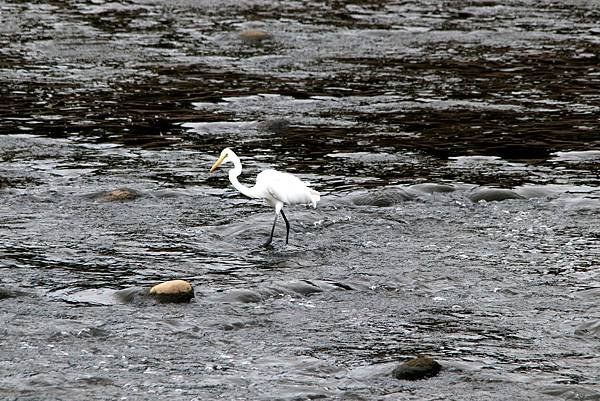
[210,154,227,173]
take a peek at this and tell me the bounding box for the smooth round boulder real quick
[392,356,441,380]
[468,187,524,202]
[149,280,194,303]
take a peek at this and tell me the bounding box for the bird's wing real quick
[256,170,319,207]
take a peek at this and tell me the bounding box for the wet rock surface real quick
[96,188,141,202]
[392,356,442,381]
[467,187,525,203]
[1,1,599,400]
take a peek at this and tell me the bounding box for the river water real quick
[1,1,599,400]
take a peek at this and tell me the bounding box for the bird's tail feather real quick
[309,188,320,208]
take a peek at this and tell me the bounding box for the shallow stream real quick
[1,1,599,400]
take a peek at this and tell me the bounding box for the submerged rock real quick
[574,319,600,338]
[514,185,560,199]
[149,280,194,303]
[0,287,28,299]
[352,187,417,207]
[239,29,270,43]
[257,118,290,134]
[97,188,140,202]
[409,183,456,194]
[215,289,265,303]
[113,287,150,304]
[468,187,524,202]
[392,356,441,380]
[277,280,324,296]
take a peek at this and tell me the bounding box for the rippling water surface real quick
[1,1,599,400]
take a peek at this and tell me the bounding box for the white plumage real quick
[210,148,320,246]
[256,170,320,208]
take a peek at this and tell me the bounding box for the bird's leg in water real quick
[263,214,278,247]
[280,210,290,244]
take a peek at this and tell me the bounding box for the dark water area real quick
[1,1,599,400]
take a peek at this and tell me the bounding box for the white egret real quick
[210,148,320,246]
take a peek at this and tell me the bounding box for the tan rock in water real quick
[149,280,194,303]
[99,188,140,202]
[239,29,270,43]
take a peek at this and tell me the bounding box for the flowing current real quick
[0,1,599,400]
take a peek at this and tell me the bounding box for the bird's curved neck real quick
[228,157,259,199]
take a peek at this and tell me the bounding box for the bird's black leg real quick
[263,214,278,247]
[281,210,290,244]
